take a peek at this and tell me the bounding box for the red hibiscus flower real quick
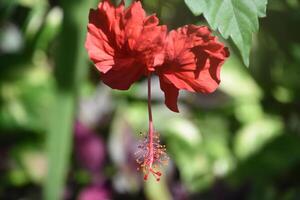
[85,0,229,181]
[157,25,230,112]
[85,0,166,90]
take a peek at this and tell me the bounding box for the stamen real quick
[135,132,169,181]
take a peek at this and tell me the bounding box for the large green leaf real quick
[185,0,268,66]
[43,0,94,199]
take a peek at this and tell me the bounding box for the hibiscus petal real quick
[123,1,146,50]
[95,61,114,74]
[86,0,166,91]
[159,76,179,112]
[144,15,159,27]
[99,0,125,31]
[100,62,144,90]
[163,57,221,93]
[157,25,229,112]
[163,29,197,72]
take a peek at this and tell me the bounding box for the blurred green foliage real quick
[1,0,300,199]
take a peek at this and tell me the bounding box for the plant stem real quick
[147,73,154,168]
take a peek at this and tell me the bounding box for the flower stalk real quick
[147,73,154,158]
[135,74,168,181]
[145,74,159,180]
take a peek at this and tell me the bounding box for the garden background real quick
[1,0,300,199]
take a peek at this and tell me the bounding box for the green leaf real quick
[183,0,203,16]
[184,0,268,66]
[43,0,94,199]
[44,92,76,200]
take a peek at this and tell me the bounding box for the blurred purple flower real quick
[74,122,106,173]
[171,182,189,200]
[78,184,111,200]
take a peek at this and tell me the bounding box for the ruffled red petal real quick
[158,25,229,112]
[100,60,144,90]
[159,76,179,112]
[85,0,166,90]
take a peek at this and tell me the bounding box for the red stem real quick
[147,73,154,166]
